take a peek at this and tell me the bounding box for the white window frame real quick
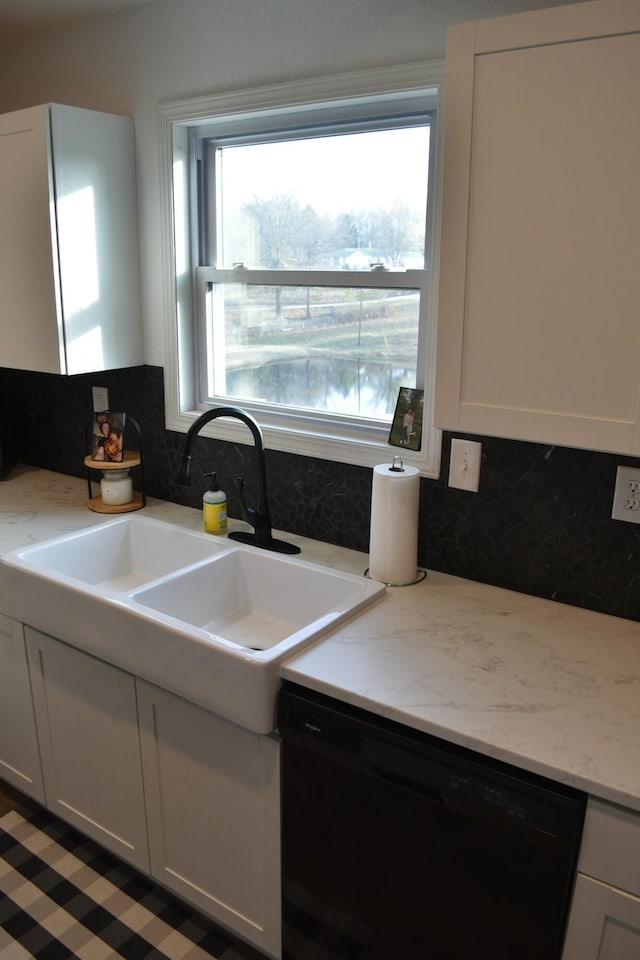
[158,61,444,477]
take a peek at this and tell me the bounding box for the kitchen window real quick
[160,62,443,475]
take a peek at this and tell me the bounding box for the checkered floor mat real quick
[0,806,266,960]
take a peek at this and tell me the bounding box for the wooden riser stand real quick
[85,416,146,514]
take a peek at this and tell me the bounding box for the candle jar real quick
[100,469,133,506]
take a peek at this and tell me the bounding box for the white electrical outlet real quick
[92,386,109,412]
[611,466,640,523]
[448,439,482,492]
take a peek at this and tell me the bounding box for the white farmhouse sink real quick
[10,513,228,590]
[0,515,385,732]
[131,547,378,651]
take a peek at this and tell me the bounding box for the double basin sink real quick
[0,515,385,732]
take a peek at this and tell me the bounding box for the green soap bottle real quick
[203,472,227,535]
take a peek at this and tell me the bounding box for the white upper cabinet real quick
[0,103,143,375]
[435,0,640,454]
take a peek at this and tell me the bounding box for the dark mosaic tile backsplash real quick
[2,364,640,621]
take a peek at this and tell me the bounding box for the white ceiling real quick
[0,0,151,38]
[0,0,589,41]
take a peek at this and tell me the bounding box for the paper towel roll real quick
[368,460,420,585]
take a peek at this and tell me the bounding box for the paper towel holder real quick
[365,453,427,586]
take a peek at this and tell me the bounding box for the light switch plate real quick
[448,439,482,492]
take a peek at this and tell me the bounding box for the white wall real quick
[0,0,577,368]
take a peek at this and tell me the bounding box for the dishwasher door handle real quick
[370,763,448,806]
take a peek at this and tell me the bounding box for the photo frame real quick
[91,411,126,462]
[388,387,424,451]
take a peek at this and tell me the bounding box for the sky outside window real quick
[218,126,430,270]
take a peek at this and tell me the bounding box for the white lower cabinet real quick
[137,680,281,959]
[8,618,640,960]
[25,627,149,872]
[563,875,640,959]
[3,627,282,957]
[563,800,640,960]
[0,614,44,802]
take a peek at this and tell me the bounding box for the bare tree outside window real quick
[202,122,431,423]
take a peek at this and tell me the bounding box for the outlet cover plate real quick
[611,465,640,523]
[92,386,109,413]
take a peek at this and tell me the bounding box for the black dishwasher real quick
[278,682,586,960]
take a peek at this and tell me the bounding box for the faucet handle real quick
[236,475,253,524]
[236,475,265,532]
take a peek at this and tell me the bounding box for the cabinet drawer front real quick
[579,799,640,896]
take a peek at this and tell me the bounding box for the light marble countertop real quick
[2,466,640,813]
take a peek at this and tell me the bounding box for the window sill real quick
[167,406,440,478]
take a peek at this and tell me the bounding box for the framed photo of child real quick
[388,387,423,452]
[91,412,126,462]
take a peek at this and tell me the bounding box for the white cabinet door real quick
[0,103,142,375]
[562,875,640,960]
[435,1,640,455]
[137,680,281,959]
[0,107,61,374]
[0,613,44,802]
[563,799,640,959]
[25,628,149,872]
